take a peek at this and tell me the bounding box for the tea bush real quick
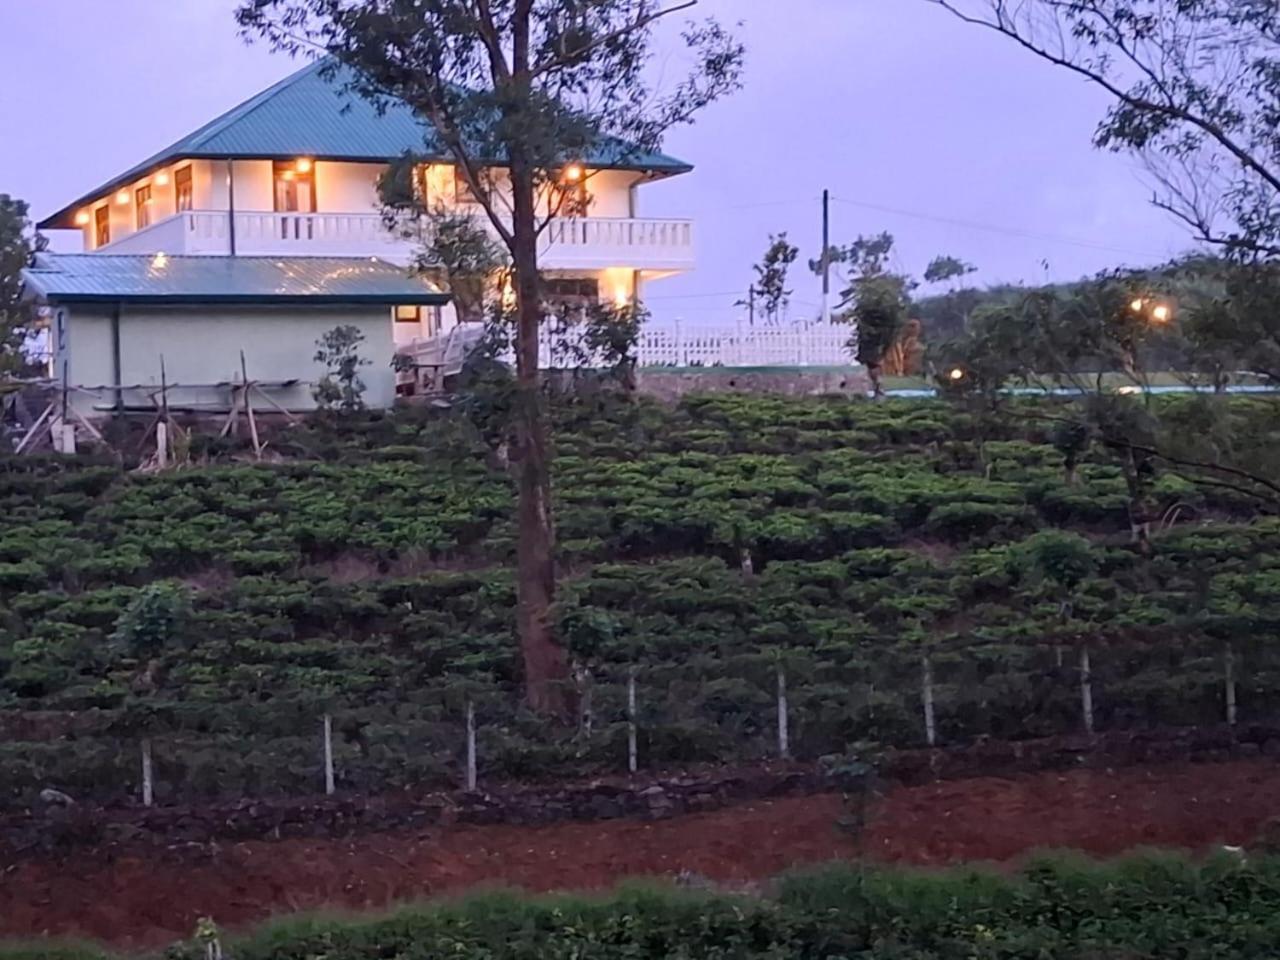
[14,854,1280,960]
[1,395,1279,804]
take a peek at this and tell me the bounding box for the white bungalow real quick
[26,59,696,415]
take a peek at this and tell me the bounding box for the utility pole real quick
[748,284,756,327]
[820,189,831,325]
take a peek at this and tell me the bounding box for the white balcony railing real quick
[99,210,695,271]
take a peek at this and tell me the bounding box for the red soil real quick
[3,759,1277,951]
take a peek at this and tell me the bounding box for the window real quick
[544,277,600,303]
[135,184,153,230]
[556,165,589,216]
[454,165,486,205]
[273,160,316,212]
[395,305,442,337]
[174,165,193,212]
[94,205,110,248]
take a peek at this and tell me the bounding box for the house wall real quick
[75,159,649,250]
[60,304,398,415]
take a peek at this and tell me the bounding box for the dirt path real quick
[3,760,1277,950]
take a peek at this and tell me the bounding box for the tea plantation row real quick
[1,395,1278,804]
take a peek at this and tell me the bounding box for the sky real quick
[0,0,1197,325]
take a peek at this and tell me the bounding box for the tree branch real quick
[531,0,699,80]
[925,1,1280,198]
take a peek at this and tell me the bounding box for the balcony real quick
[100,210,695,272]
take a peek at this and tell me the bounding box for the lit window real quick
[274,159,316,212]
[544,277,600,303]
[94,205,111,248]
[395,306,421,324]
[557,164,589,216]
[454,165,487,205]
[135,184,154,230]
[175,165,194,212]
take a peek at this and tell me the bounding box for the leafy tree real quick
[111,582,192,659]
[237,0,745,715]
[749,233,799,326]
[923,254,976,287]
[928,0,1280,259]
[829,232,910,399]
[1,195,46,378]
[313,325,371,413]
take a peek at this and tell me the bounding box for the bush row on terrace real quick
[1,396,1278,803]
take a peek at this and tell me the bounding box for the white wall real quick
[71,159,654,252]
[316,161,382,213]
[62,304,398,414]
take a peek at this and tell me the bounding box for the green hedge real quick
[11,854,1280,960]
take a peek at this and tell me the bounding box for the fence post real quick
[322,714,336,796]
[1079,648,1095,735]
[776,664,790,759]
[1225,644,1238,727]
[141,738,154,808]
[465,699,478,792]
[921,655,937,747]
[627,668,638,774]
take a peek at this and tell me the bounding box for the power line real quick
[829,195,1166,260]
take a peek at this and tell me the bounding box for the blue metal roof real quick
[22,253,449,306]
[42,59,693,228]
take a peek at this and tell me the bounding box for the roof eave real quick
[32,293,451,307]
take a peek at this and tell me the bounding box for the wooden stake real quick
[1225,644,1238,727]
[141,738,154,808]
[465,700,478,792]
[922,655,937,747]
[776,664,790,759]
[627,669,638,774]
[15,401,55,454]
[1080,648,1095,735]
[323,714,335,796]
[240,351,262,458]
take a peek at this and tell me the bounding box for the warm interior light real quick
[155,172,170,187]
[564,164,584,182]
[1152,304,1171,323]
[296,158,313,173]
[1130,298,1145,313]
[949,367,965,381]
[281,169,296,181]
[614,287,630,308]
[116,190,130,205]
[74,211,91,226]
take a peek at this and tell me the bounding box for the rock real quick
[38,788,75,807]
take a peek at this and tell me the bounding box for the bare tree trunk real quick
[510,157,571,718]
[868,362,885,400]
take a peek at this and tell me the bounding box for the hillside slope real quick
[2,395,1278,805]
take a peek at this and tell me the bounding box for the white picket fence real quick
[401,320,856,382]
[637,321,853,368]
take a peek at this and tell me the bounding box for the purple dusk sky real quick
[0,0,1196,323]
